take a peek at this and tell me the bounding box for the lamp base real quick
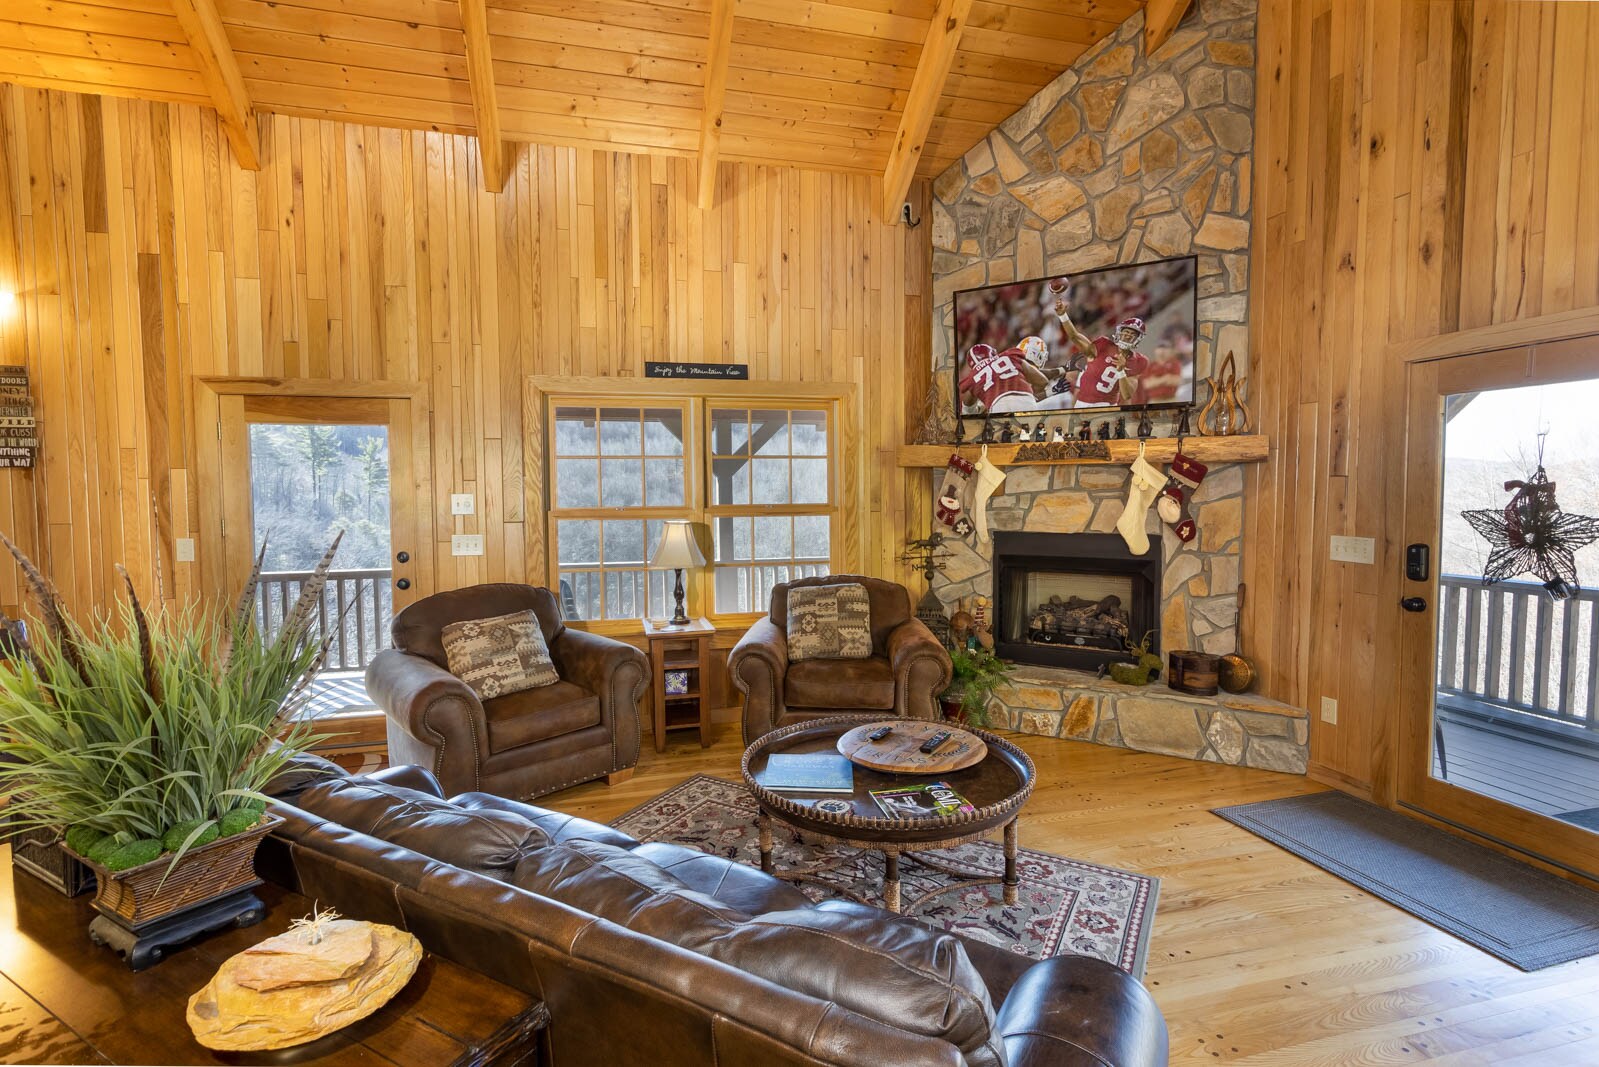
[670,568,690,626]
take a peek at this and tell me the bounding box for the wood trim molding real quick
[195,376,423,398]
[169,0,259,170]
[459,0,510,192]
[527,374,857,403]
[697,0,736,211]
[881,0,973,222]
[1143,0,1194,57]
[1390,306,1599,365]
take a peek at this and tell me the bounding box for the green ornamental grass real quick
[0,533,342,877]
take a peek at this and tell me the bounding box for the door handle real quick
[1400,596,1426,613]
[396,578,411,590]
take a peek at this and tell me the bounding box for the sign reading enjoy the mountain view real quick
[644,361,749,380]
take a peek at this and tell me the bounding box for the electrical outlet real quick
[1329,535,1375,564]
[174,537,196,563]
[450,493,475,516]
[1320,696,1338,725]
[451,534,484,557]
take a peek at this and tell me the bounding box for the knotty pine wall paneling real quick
[0,83,930,623]
[1247,0,1599,796]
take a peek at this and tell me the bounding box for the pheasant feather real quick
[0,529,86,683]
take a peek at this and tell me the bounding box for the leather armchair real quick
[729,574,951,744]
[367,584,647,800]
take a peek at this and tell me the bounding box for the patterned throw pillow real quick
[441,610,560,699]
[786,583,873,662]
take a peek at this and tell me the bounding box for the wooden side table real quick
[643,617,714,751]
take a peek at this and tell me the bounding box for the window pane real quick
[647,569,670,617]
[791,410,827,455]
[754,516,791,560]
[600,458,643,507]
[558,571,601,620]
[556,458,599,508]
[794,515,830,560]
[558,520,601,566]
[646,519,667,562]
[644,409,684,455]
[603,520,646,566]
[599,408,641,455]
[711,409,749,454]
[714,517,752,562]
[752,458,789,504]
[791,458,828,504]
[714,567,751,614]
[555,408,597,456]
[752,410,790,456]
[712,458,750,504]
[645,458,685,506]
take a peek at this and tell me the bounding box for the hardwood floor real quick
[551,723,1599,1066]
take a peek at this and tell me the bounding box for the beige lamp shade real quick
[650,521,706,570]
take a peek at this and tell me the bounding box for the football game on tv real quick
[952,255,1198,418]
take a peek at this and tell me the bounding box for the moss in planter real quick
[161,820,221,853]
[86,832,130,866]
[102,838,164,871]
[218,809,260,837]
[64,825,109,855]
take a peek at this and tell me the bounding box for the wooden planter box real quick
[62,814,280,969]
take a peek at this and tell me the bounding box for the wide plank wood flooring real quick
[550,724,1599,1066]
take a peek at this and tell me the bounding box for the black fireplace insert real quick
[991,531,1161,672]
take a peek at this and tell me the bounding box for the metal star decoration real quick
[1461,465,1599,599]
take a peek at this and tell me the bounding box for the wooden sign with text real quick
[644,361,749,381]
[0,366,36,469]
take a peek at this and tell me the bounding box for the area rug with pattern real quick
[610,774,1159,977]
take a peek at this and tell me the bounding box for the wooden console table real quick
[0,851,547,1066]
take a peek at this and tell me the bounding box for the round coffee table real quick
[740,715,1036,913]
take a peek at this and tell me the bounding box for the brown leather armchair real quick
[729,574,952,744]
[366,584,648,800]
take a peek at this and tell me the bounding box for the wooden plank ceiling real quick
[1,0,1144,187]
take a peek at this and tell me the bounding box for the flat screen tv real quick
[952,255,1198,418]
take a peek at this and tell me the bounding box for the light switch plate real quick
[174,537,196,563]
[1320,696,1338,725]
[1329,535,1375,564]
[450,493,475,516]
[451,534,484,557]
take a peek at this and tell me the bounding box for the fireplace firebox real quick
[991,531,1161,672]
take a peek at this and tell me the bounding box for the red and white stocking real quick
[1156,452,1208,542]
[935,453,976,529]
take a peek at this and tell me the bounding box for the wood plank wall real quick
[0,83,930,621]
[1246,0,1599,794]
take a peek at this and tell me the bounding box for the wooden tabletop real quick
[0,846,546,1066]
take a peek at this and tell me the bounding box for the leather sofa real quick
[729,574,953,744]
[366,584,648,800]
[260,755,1168,1067]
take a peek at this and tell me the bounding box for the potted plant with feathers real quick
[0,532,343,970]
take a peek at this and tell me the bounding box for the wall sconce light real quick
[0,290,15,315]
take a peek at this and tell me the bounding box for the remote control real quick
[919,730,952,754]
[868,726,893,742]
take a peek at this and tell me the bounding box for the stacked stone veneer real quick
[931,461,1245,657]
[989,666,1308,774]
[930,0,1257,393]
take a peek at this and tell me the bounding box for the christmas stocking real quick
[1116,445,1166,554]
[970,447,1007,544]
[1156,452,1209,542]
[935,453,975,529]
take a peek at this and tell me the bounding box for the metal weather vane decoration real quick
[1461,433,1599,600]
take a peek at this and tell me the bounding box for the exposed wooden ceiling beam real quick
[1144,0,1195,57]
[696,0,736,210]
[459,0,510,192]
[881,0,973,223]
[169,0,259,170]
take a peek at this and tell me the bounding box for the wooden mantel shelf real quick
[895,435,1268,467]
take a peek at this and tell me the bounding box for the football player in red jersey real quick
[1053,298,1150,408]
[958,342,1050,414]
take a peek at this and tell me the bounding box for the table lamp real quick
[650,520,705,627]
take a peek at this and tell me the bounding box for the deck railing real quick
[255,568,394,673]
[1436,574,1599,736]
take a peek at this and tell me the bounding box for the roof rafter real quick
[169,0,259,170]
[459,0,511,192]
[697,0,737,210]
[1144,0,1194,57]
[881,0,974,223]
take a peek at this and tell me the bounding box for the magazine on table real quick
[870,782,975,819]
